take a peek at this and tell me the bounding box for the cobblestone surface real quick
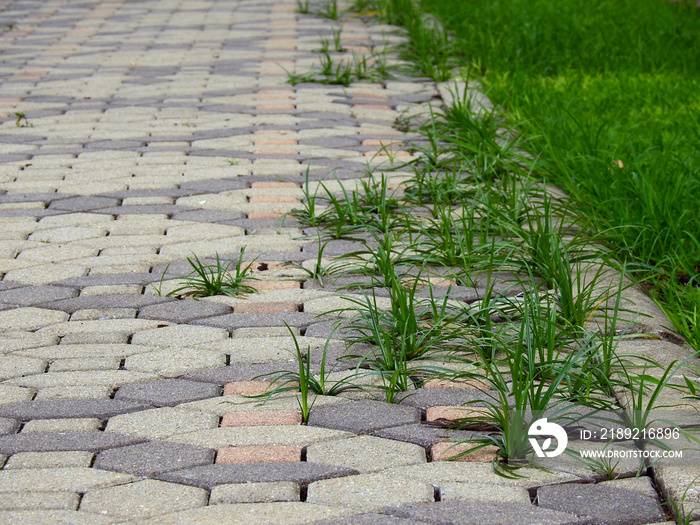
[0,0,697,523]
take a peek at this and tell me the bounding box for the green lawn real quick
[415,0,700,350]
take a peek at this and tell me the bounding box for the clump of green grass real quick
[167,249,258,297]
[251,325,355,423]
[285,47,393,87]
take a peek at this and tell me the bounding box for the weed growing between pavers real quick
[14,111,30,127]
[249,325,360,423]
[285,3,397,86]
[149,249,258,298]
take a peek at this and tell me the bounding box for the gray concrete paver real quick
[158,462,360,490]
[209,481,300,504]
[0,510,116,525]
[0,399,152,421]
[4,451,94,470]
[0,467,138,492]
[80,479,208,521]
[0,492,80,511]
[93,440,215,478]
[138,502,356,525]
[537,483,666,524]
[387,501,591,525]
[306,473,435,512]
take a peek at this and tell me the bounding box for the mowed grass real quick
[417,0,700,350]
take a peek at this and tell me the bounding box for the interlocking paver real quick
[306,435,426,473]
[138,300,233,323]
[0,399,151,421]
[5,370,160,389]
[4,451,94,470]
[210,481,300,505]
[381,462,579,489]
[0,492,80,511]
[0,307,68,331]
[114,379,221,407]
[139,502,355,525]
[0,356,46,381]
[0,285,77,307]
[0,467,137,492]
[129,325,229,347]
[430,442,498,462]
[307,473,435,512]
[31,384,114,399]
[310,514,429,525]
[0,385,33,406]
[308,399,420,433]
[439,482,532,504]
[220,409,302,426]
[216,446,303,463]
[124,348,227,377]
[192,312,319,330]
[48,357,121,372]
[93,441,215,477]
[387,501,588,525]
[13,343,154,360]
[20,418,102,434]
[537,484,666,524]
[158,462,359,490]
[183,363,298,385]
[45,294,169,313]
[372,424,476,448]
[396,388,497,409]
[105,407,219,440]
[80,479,208,521]
[0,431,145,455]
[0,510,115,525]
[0,418,19,436]
[165,424,352,449]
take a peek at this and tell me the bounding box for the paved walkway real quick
[0,0,698,523]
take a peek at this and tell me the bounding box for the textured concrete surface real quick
[0,0,697,522]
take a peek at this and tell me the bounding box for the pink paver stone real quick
[251,182,300,189]
[255,261,289,271]
[247,280,300,291]
[431,442,499,462]
[221,409,302,427]
[234,301,299,314]
[248,195,300,203]
[425,406,492,423]
[223,381,273,396]
[216,445,302,463]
